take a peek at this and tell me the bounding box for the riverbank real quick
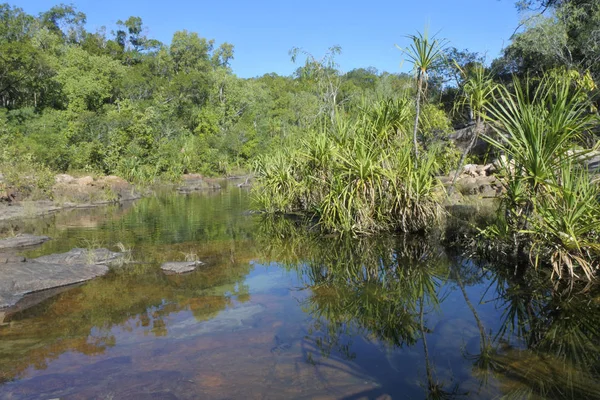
[0,173,240,226]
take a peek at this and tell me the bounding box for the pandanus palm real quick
[399,29,447,164]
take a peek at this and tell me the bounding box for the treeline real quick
[0,1,598,183]
[0,3,418,183]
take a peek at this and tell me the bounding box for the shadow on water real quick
[0,189,599,399]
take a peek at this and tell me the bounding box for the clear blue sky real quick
[16,0,521,78]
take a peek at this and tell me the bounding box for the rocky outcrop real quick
[52,174,139,204]
[177,174,221,193]
[1,173,142,222]
[0,234,50,250]
[441,163,503,197]
[161,261,204,274]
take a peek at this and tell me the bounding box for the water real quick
[1,187,599,399]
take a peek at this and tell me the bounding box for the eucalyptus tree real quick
[399,29,447,163]
[289,45,342,125]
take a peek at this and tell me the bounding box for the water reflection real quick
[0,191,599,399]
[256,215,600,399]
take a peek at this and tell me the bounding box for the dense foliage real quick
[0,3,422,183]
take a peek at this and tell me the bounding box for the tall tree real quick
[399,29,447,162]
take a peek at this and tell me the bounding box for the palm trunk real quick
[412,73,422,164]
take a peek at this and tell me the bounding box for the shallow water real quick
[1,186,599,399]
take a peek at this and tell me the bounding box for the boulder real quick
[457,176,501,196]
[583,152,600,173]
[161,261,204,274]
[0,234,50,250]
[448,124,491,156]
[55,174,75,184]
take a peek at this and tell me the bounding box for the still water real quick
[0,186,599,399]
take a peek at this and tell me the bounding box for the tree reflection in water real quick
[256,215,600,399]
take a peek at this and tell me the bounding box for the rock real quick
[55,174,75,184]
[0,261,109,309]
[0,255,26,263]
[0,247,126,309]
[482,163,496,175]
[583,152,600,173]
[75,176,94,186]
[448,124,490,156]
[0,234,50,249]
[32,248,125,266]
[463,164,479,177]
[161,261,204,274]
[167,304,266,338]
[99,175,129,189]
[177,175,221,192]
[456,176,501,196]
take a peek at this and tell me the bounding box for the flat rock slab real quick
[161,261,204,274]
[32,248,124,266]
[0,254,26,263]
[0,261,109,309]
[0,234,50,250]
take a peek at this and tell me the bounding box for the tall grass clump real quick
[482,73,600,280]
[252,97,449,235]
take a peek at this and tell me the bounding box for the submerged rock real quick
[161,261,204,274]
[33,248,124,266]
[0,234,50,250]
[0,261,109,309]
[167,303,266,339]
[0,247,126,309]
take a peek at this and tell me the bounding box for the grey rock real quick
[0,261,109,309]
[0,234,50,249]
[32,248,124,266]
[448,125,490,156]
[0,247,125,309]
[584,153,600,172]
[161,260,204,274]
[0,254,26,263]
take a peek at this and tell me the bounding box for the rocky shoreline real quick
[0,173,240,224]
[0,173,242,317]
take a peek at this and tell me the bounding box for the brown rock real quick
[75,176,94,186]
[55,174,75,184]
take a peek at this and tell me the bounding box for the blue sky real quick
[15,0,521,78]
